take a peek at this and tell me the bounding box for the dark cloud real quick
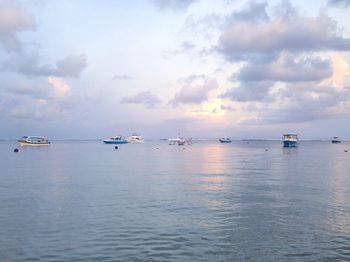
[231,1,269,23]
[237,54,332,82]
[185,1,269,36]
[56,54,87,78]
[328,0,350,7]
[2,53,87,78]
[121,90,161,108]
[218,11,350,61]
[154,0,196,10]
[263,84,350,123]
[221,81,273,102]
[170,75,218,107]
[0,0,36,51]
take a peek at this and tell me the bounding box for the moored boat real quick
[282,134,298,147]
[168,137,192,146]
[17,136,50,146]
[219,137,232,143]
[103,136,128,144]
[331,137,341,143]
[127,134,144,143]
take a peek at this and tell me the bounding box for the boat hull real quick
[103,140,128,144]
[283,140,298,147]
[331,140,341,144]
[219,140,232,143]
[18,141,50,146]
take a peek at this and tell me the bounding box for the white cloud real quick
[48,77,71,99]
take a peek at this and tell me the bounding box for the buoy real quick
[345,150,348,153]
[14,148,19,153]
[265,148,269,151]
[115,146,118,150]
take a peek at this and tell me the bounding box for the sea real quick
[0,140,350,261]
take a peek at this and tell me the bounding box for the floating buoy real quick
[345,150,348,153]
[265,148,269,151]
[115,146,118,150]
[14,148,19,153]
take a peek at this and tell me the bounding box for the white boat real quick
[219,137,232,143]
[127,134,144,143]
[282,134,298,147]
[331,137,341,143]
[17,136,50,146]
[168,137,192,146]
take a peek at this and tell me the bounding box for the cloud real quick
[237,53,332,82]
[48,77,71,99]
[113,74,134,80]
[121,90,161,108]
[262,83,350,123]
[56,54,87,78]
[218,10,350,61]
[5,81,48,99]
[328,0,350,7]
[230,1,269,23]
[170,75,218,107]
[154,0,196,11]
[220,104,236,111]
[221,81,273,102]
[0,0,36,51]
[2,53,87,78]
[216,0,350,126]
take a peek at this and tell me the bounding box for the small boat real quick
[282,134,298,147]
[331,137,341,143]
[17,136,50,146]
[103,136,128,144]
[219,137,232,143]
[127,134,144,143]
[168,137,192,146]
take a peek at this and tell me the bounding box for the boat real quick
[282,134,298,147]
[103,136,128,144]
[127,134,144,143]
[17,136,50,146]
[331,137,341,143]
[168,137,192,146]
[219,137,232,143]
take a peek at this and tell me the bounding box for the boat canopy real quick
[282,134,298,140]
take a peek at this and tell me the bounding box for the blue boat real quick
[282,134,298,147]
[103,136,128,144]
[219,137,232,143]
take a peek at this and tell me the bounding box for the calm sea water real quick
[0,140,350,261]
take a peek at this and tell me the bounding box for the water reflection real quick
[326,144,350,235]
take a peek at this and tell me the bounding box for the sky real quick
[1,0,350,139]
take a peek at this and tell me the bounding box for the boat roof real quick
[23,136,48,139]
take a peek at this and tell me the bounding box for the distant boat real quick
[219,137,232,143]
[127,134,144,143]
[331,137,341,143]
[17,136,50,146]
[103,136,128,144]
[282,134,298,147]
[168,137,192,146]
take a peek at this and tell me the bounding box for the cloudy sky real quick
[1,0,350,139]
